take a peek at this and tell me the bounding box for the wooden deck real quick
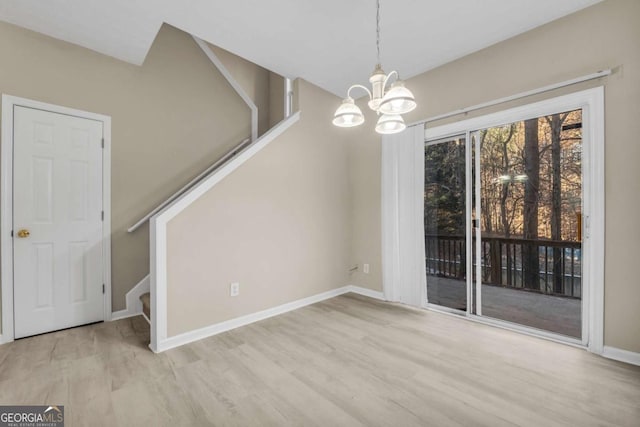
[427,276,581,338]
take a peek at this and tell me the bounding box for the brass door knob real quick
[17,229,30,238]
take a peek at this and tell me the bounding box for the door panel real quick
[424,135,468,311]
[13,106,104,338]
[34,243,54,308]
[474,110,583,339]
[425,111,585,341]
[32,156,54,222]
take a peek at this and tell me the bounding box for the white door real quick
[13,106,104,338]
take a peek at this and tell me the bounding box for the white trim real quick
[284,78,294,118]
[158,113,299,223]
[128,33,267,234]
[408,69,610,127]
[602,346,640,366]
[192,36,258,142]
[151,285,386,353]
[349,286,385,301]
[473,130,482,316]
[424,302,466,316]
[149,214,164,352]
[110,275,150,321]
[149,112,301,352]
[424,304,585,349]
[468,313,584,348]
[424,87,605,354]
[154,286,349,353]
[110,310,138,322]
[1,94,112,344]
[127,138,251,233]
[1,96,15,344]
[141,312,151,325]
[154,287,349,352]
[102,113,112,322]
[465,131,472,315]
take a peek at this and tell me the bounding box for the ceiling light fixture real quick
[332,0,416,134]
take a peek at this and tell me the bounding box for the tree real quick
[424,139,467,280]
[499,126,516,238]
[478,124,524,285]
[423,109,583,295]
[523,118,540,290]
[546,113,569,293]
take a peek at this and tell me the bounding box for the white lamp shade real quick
[375,114,406,134]
[332,98,365,127]
[378,81,417,115]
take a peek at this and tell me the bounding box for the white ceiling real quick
[0,0,602,97]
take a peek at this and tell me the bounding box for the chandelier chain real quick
[376,0,380,65]
[332,0,416,134]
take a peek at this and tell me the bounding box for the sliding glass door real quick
[474,110,583,339]
[425,108,585,342]
[424,135,468,312]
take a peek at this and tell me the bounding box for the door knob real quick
[17,229,30,238]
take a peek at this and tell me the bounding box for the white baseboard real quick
[155,286,352,352]
[154,285,386,352]
[348,285,385,301]
[602,346,640,366]
[111,275,150,321]
[111,310,135,321]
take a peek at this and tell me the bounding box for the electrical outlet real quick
[230,282,240,297]
[363,263,370,274]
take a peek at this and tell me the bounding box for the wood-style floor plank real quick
[0,294,638,426]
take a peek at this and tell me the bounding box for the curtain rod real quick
[408,69,611,128]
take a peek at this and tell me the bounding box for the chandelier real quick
[332,0,417,134]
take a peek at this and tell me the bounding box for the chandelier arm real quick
[347,84,373,100]
[382,70,399,93]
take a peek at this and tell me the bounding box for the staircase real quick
[124,35,298,352]
[128,137,265,328]
[132,137,253,328]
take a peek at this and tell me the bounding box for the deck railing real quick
[425,234,581,298]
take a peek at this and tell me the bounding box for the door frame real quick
[0,95,112,344]
[423,87,605,355]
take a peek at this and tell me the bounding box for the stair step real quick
[140,292,151,323]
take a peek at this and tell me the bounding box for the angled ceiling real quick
[0,0,602,96]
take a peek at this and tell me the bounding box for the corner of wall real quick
[269,72,285,127]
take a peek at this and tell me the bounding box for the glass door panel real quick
[474,109,583,339]
[424,135,468,311]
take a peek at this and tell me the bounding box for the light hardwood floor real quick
[0,294,638,426]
